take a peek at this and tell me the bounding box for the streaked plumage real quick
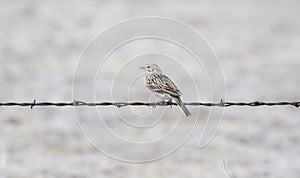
[140,63,191,117]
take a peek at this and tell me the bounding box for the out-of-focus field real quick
[0,0,299,177]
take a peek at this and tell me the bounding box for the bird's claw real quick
[168,100,172,109]
[151,104,156,108]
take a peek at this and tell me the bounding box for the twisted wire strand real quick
[0,99,299,109]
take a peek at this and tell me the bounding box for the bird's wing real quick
[145,73,182,97]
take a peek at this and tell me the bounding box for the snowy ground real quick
[0,0,300,177]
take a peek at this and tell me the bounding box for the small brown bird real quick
[140,63,191,117]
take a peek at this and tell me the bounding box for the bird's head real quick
[140,63,162,73]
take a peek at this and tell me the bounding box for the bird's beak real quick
[140,66,146,70]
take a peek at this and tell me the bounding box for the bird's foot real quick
[151,103,156,108]
[167,99,173,109]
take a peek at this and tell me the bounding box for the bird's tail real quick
[173,96,191,117]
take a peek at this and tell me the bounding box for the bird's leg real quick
[167,99,173,109]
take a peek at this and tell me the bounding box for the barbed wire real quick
[0,99,299,109]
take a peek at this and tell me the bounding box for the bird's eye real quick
[147,66,150,68]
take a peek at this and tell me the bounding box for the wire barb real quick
[31,99,36,109]
[0,100,299,108]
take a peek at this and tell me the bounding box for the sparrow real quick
[140,63,191,117]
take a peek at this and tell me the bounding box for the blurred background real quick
[0,0,299,177]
